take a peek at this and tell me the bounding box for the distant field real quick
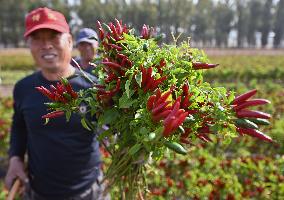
[0,48,284,96]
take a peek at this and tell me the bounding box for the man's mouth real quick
[41,54,57,61]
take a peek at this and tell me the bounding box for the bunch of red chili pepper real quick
[36,78,78,119]
[141,66,167,93]
[147,87,189,137]
[36,78,78,103]
[95,78,121,104]
[97,19,129,50]
[141,24,151,39]
[97,20,134,88]
[231,89,272,142]
[101,55,132,80]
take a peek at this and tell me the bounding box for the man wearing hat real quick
[75,28,99,74]
[4,7,109,200]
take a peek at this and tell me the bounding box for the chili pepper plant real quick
[37,20,274,199]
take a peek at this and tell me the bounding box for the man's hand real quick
[4,156,28,190]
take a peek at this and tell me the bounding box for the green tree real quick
[192,0,214,46]
[260,0,273,48]
[236,0,249,48]
[155,0,193,43]
[213,0,234,47]
[246,0,263,47]
[274,0,284,48]
[0,0,28,47]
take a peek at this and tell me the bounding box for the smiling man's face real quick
[27,29,73,72]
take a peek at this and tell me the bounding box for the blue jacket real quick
[9,69,101,199]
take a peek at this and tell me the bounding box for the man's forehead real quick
[30,28,62,36]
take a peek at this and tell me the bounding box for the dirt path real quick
[0,85,13,97]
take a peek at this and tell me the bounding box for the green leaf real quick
[119,92,137,108]
[99,108,120,125]
[228,92,235,104]
[81,118,91,131]
[139,127,149,135]
[135,71,142,87]
[129,143,141,156]
[223,136,232,145]
[66,110,71,122]
[125,80,131,98]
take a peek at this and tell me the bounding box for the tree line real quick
[0,0,284,48]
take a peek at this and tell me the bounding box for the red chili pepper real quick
[231,89,258,105]
[141,66,147,87]
[105,73,118,83]
[162,116,176,137]
[49,85,57,93]
[97,21,103,30]
[111,78,121,94]
[122,24,129,33]
[236,127,273,142]
[197,134,212,142]
[109,22,121,41]
[98,28,104,41]
[180,137,191,144]
[145,67,153,84]
[163,100,180,125]
[233,99,270,111]
[192,62,219,70]
[102,61,121,71]
[197,126,210,134]
[181,128,191,138]
[236,109,271,119]
[108,43,122,51]
[117,53,128,60]
[125,59,133,68]
[141,24,150,39]
[54,92,68,103]
[115,18,122,35]
[65,83,78,99]
[42,110,64,119]
[188,109,199,114]
[151,101,171,115]
[156,89,173,105]
[163,110,188,137]
[152,110,171,122]
[121,58,127,67]
[35,86,55,101]
[147,95,156,110]
[149,76,167,91]
[182,82,189,95]
[171,96,182,110]
[160,59,166,68]
[56,82,66,95]
[174,111,188,128]
[181,94,190,109]
[143,77,154,93]
[108,22,116,34]
[154,89,161,104]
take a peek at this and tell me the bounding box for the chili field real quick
[0,49,284,199]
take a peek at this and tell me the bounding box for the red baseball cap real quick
[24,7,70,38]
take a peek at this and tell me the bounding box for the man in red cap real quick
[4,7,110,200]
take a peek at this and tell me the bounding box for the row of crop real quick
[101,143,284,200]
[1,53,284,81]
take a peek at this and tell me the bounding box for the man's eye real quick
[52,32,61,40]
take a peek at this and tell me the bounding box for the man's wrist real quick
[9,156,24,163]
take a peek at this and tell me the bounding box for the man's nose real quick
[41,39,53,49]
